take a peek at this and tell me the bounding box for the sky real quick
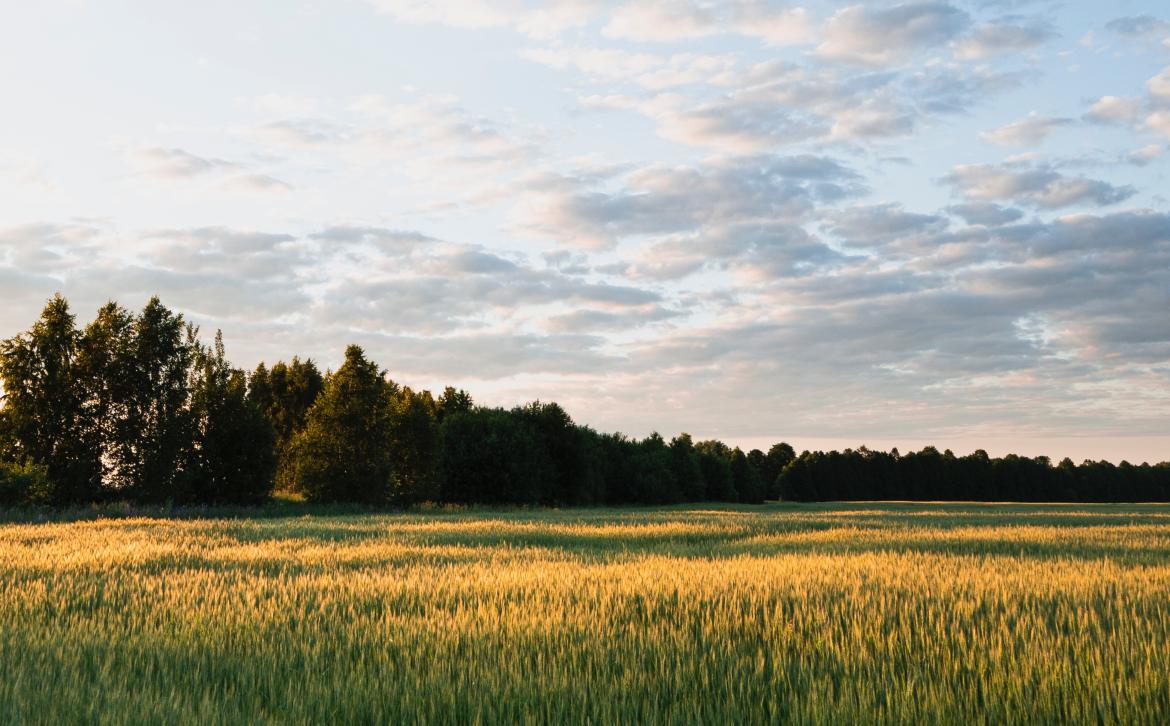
[1,0,1169,463]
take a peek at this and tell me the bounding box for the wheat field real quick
[1,503,1169,724]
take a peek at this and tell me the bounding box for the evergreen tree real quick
[436,386,473,422]
[290,345,395,503]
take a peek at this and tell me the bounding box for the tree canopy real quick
[1,295,1168,508]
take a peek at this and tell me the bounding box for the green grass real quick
[2,502,1169,724]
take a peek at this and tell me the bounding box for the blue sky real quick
[2,0,1169,462]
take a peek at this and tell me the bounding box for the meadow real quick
[1,503,1169,724]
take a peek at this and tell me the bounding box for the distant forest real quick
[2,295,1168,507]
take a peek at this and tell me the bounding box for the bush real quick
[0,462,51,507]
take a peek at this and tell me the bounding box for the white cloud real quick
[944,162,1135,209]
[1148,66,1170,104]
[815,2,971,66]
[132,147,239,178]
[981,113,1072,147]
[1084,96,1142,124]
[602,2,814,45]
[953,17,1056,60]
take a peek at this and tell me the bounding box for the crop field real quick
[2,503,1169,724]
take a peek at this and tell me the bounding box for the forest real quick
[2,295,1168,507]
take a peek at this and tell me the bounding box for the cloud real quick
[943,162,1136,209]
[1126,144,1164,166]
[816,2,971,66]
[1084,96,1142,124]
[1105,15,1170,39]
[953,16,1056,59]
[133,147,238,178]
[1148,67,1170,105]
[222,174,294,192]
[513,154,865,248]
[543,306,682,333]
[602,2,815,45]
[981,112,1073,147]
[946,202,1024,226]
[822,203,948,249]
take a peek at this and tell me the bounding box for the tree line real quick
[1,295,1167,506]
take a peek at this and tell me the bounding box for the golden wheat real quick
[1,503,1168,724]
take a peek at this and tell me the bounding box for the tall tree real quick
[695,440,737,501]
[669,433,705,501]
[109,298,198,502]
[187,331,276,503]
[76,301,135,495]
[730,447,765,504]
[435,386,473,423]
[515,401,588,504]
[290,345,395,503]
[252,357,324,490]
[762,442,796,499]
[387,386,439,504]
[0,294,102,503]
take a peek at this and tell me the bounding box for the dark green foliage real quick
[187,332,276,504]
[114,298,199,502]
[387,387,439,504]
[695,440,737,502]
[777,447,1170,503]
[290,346,396,504]
[730,448,765,504]
[288,346,395,505]
[762,442,795,499]
[514,401,598,505]
[0,409,16,463]
[3,295,1169,508]
[0,461,51,506]
[669,434,706,501]
[250,357,324,491]
[435,386,473,422]
[0,294,102,504]
[437,408,551,505]
[630,433,681,504]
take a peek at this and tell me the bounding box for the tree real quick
[669,433,705,501]
[0,294,102,503]
[290,345,395,503]
[100,298,198,502]
[76,301,135,496]
[387,386,439,504]
[695,440,736,501]
[436,386,473,422]
[730,447,765,504]
[187,331,276,503]
[437,408,550,504]
[762,442,796,499]
[251,357,324,491]
[515,401,592,504]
